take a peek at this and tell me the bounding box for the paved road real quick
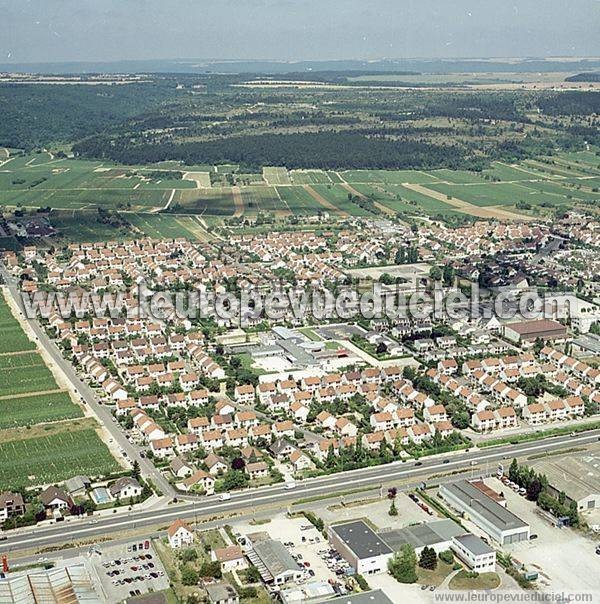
[2,429,599,555]
[0,265,175,497]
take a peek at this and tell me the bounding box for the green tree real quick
[180,565,198,586]
[419,546,437,570]
[389,499,398,516]
[388,544,418,584]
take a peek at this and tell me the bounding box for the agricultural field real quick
[339,169,440,184]
[0,391,83,429]
[0,426,120,489]
[0,289,118,487]
[128,213,211,240]
[174,187,237,215]
[263,166,292,185]
[0,153,191,211]
[276,185,327,215]
[0,352,60,396]
[289,170,332,184]
[309,184,373,216]
[240,186,285,214]
[0,294,36,353]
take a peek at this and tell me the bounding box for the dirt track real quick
[303,184,348,216]
[232,186,244,217]
[340,183,395,216]
[402,183,534,221]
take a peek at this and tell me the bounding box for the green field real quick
[0,391,82,429]
[311,184,372,216]
[0,428,120,488]
[0,295,36,353]
[0,154,191,211]
[175,188,237,215]
[340,169,440,184]
[240,186,283,214]
[263,167,291,185]
[276,186,326,215]
[0,356,60,395]
[353,183,463,216]
[3,150,600,224]
[128,213,208,239]
[290,170,332,184]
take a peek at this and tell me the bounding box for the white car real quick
[219,493,232,501]
[284,482,296,490]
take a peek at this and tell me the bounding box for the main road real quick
[3,429,599,555]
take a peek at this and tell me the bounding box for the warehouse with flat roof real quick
[377,519,464,555]
[439,479,530,545]
[532,452,600,512]
[328,521,394,575]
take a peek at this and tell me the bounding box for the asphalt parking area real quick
[484,477,600,592]
[91,541,170,601]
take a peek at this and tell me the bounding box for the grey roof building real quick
[328,521,393,575]
[378,519,464,554]
[248,539,304,586]
[205,581,239,604]
[439,479,529,545]
[326,590,394,604]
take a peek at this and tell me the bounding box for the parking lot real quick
[316,491,436,530]
[91,540,170,602]
[484,477,600,592]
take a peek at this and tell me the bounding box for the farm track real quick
[303,184,348,216]
[232,186,244,217]
[340,182,395,216]
[0,388,65,401]
[402,183,534,221]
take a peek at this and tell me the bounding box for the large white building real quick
[439,480,530,545]
[451,534,496,573]
[328,521,394,575]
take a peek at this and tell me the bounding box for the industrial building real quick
[377,519,464,555]
[532,452,600,512]
[503,319,567,344]
[247,539,304,585]
[451,533,496,573]
[439,480,530,545]
[328,521,394,575]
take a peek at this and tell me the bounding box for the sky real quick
[1,0,599,65]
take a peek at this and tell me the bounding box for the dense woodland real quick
[1,74,598,170]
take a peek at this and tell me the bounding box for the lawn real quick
[0,391,82,429]
[0,427,120,488]
[449,570,501,591]
[417,560,455,586]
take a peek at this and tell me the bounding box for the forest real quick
[1,74,598,172]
